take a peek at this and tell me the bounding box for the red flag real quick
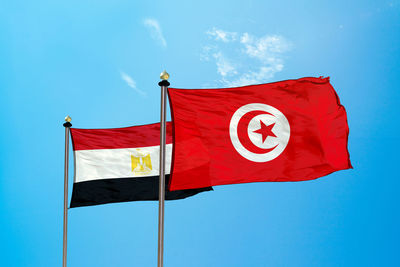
[168,77,352,190]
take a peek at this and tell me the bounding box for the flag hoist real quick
[158,70,170,267]
[62,115,72,267]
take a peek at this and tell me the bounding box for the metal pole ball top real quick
[62,115,72,267]
[157,71,170,267]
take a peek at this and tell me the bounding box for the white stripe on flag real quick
[74,144,172,183]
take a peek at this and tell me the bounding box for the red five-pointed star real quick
[253,121,277,143]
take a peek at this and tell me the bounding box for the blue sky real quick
[1,0,399,266]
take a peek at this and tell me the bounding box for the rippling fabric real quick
[168,77,352,190]
[69,122,212,208]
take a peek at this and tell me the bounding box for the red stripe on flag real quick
[70,122,172,150]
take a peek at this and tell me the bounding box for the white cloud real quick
[200,45,213,61]
[222,65,283,87]
[202,29,291,87]
[213,52,237,77]
[206,27,237,42]
[143,18,167,47]
[120,71,146,96]
[240,33,290,61]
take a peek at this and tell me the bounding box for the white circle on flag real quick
[229,103,290,162]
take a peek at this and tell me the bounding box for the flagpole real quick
[158,71,170,267]
[62,116,72,267]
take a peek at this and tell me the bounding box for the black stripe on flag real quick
[70,175,213,208]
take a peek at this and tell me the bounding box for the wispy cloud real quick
[202,28,291,87]
[213,52,237,77]
[206,27,237,42]
[143,18,167,48]
[240,33,290,61]
[120,71,146,96]
[221,65,283,88]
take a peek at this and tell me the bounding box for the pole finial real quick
[160,70,169,80]
[63,115,72,128]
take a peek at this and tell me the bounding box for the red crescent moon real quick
[237,110,278,154]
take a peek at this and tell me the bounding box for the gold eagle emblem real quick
[131,149,152,175]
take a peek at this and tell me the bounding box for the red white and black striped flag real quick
[69,122,212,208]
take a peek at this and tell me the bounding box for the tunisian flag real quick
[168,77,351,191]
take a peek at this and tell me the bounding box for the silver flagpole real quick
[158,71,170,267]
[62,116,72,267]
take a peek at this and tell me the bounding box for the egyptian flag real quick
[168,77,352,190]
[69,122,212,208]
